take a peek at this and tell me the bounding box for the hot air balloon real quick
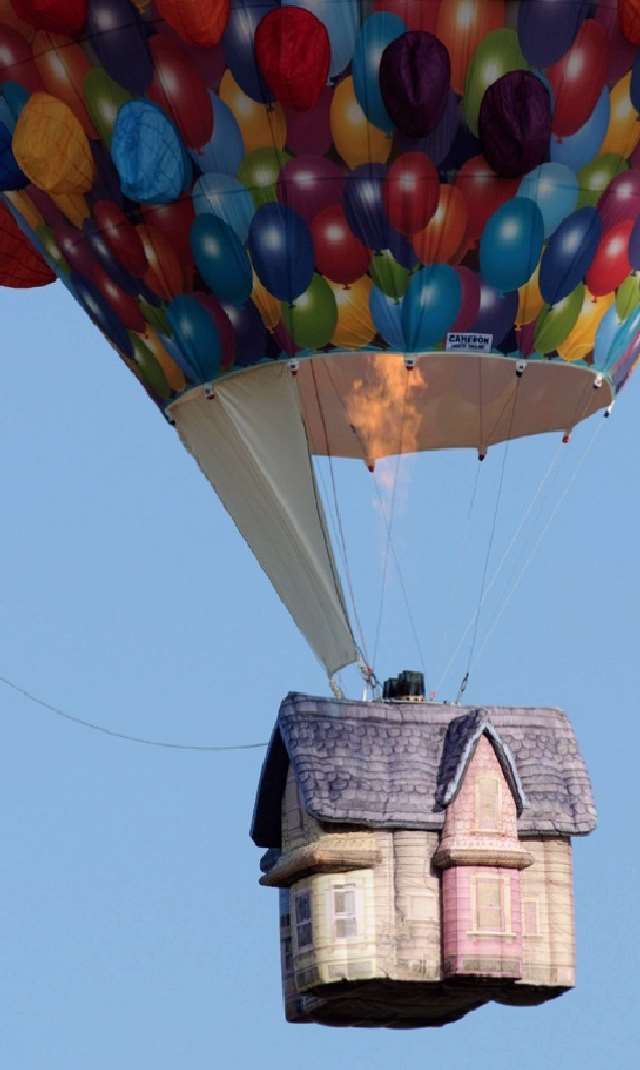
[1,0,628,1030]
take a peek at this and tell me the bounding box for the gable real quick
[435,712,527,816]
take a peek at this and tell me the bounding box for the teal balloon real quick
[517,163,578,239]
[166,295,222,383]
[402,265,461,350]
[480,198,544,293]
[353,12,405,133]
[291,0,359,78]
[111,100,190,204]
[594,304,621,370]
[190,214,252,305]
[190,93,244,177]
[606,305,640,372]
[370,285,405,348]
[550,87,609,172]
[192,173,254,243]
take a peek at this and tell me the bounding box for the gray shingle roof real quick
[251,693,597,848]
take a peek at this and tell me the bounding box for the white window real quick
[473,876,511,934]
[475,775,501,831]
[333,883,358,940]
[523,898,540,937]
[294,890,313,951]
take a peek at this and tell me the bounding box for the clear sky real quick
[0,280,637,1069]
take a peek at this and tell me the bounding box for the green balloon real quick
[369,249,410,299]
[463,29,528,136]
[237,148,291,208]
[534,284,585,354]
[128,332,171,401]
[139,297,172,336]
[577,155,628,209]
[84,68,132,147]
[616,273,640,320]
[36,225,68,275]
[281,274,337,349]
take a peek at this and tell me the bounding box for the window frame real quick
[293,888,313,952]
[332,881,358,941]
[470,874,513,936]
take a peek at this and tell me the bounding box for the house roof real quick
[251,693,597,848]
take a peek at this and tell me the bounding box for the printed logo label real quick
[446,332,494,353]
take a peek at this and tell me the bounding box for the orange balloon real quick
[137,224,184,301]
[50,191,90,227]
[329,276,376,349]
[599,72,640,159]
[219,69,286,153]
[140,328,186,392]
[33,31,97,138]
[4,189,42,231]
[156,0,229,46]
[412,185,468,264]
[12,92,94,194]
[436,0,505,95]
[330,76,392,168]
[516,262,544,327]
[251,269,280,330]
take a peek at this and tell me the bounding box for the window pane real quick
[476,878,504,932]
[476,776,500,830]
[297,921,313,949]
[295,893,311,924]
[336,917,358,940]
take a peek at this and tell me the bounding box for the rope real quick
[0,674,268,752]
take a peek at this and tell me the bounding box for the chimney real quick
[382,670,424,703]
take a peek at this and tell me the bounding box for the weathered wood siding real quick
[518,836,575,988]
[389,830,441,981]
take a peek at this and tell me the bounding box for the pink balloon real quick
[451,267,481,331]
[517,321,536,357]
[285,85,333,156]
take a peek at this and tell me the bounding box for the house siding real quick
[518,837,575,988]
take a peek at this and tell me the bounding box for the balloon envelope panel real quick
[2,0,640,442]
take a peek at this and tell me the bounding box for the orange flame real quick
[344,355,427,469]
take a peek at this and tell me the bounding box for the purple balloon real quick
[395,90,459,166]
[594,4,636,86]
[277,157,345,223]
[52,219,96,278]
[479,71,551,179]
[343,164,388,252]
[451,267,481,332]
[629,216,640,270]
[83,218,141,295]
[386,227,418,270]
[380,31,450,139]
[285,86,333,156]
[222,300,268,367]
[517,0,590,68]
[86,0,153,96]
[471,284,517,345]
[89,141,123,206]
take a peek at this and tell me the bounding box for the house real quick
[251,692,596,1028]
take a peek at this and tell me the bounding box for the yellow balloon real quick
[140,329,186,393]
[4,190,43,231]
[251,269,280,330]
[557,291,614,363]
[13,92,94,195]
[330,77,392,169]
[600,73,640,158]
[516,261,544,327]
[50,192,90,228]
[219,69,286,153]
[328,276,376,349]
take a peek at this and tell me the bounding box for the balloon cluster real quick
[2,0,640,403]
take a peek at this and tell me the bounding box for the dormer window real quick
[475,774,501,832]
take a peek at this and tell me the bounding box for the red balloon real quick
[52,217,96,278]
[137,224,184,300]
[285,85,333,155]
[195,292,236,370]
[0,24,42,91]
[586,219,634,296]
[454,156,517,242]
[255,6,330,111]
[94,265,146,331]
[10,0,85,35]
[277,156,344,222]
[451,266,481,331]
[548,20,609,138]
[155,0,229,47]
[33,30,96,136]
[148,33,214,149]
[619,0,640,45]
[0,203,54,286]
[141,198,195,268]
[412,183,468,264]
[374,1,441,32]
[311,204,370,285]
[598,170,640,228]
[384,152,439,236]
[93,200,148,277]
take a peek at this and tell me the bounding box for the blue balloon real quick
[480,198,544,293]
[594,305,622,371]
[0,82,29,132]
[352,12,405,133]
[370,285,405,349]
[222,301,268,367]
[517,0,590,68]
[190,94,244,177]
[632,55,640,113]
[539,207,601,306]
[167,295,222,383]
[86,0,153,96]
[190,214,252,305]
[517,163,578,239]
[396,90,459,166]
[248,203,314,303]
[550,88,609,172]
[223,0,276,103]
[402,265,461,350]
[193,173,254,243]
[290,0,359,78]
[343,164,388,251]
[72,273,133,358]
[0,121,27,190]
[387,226,418,270]
[112,101,189,204]
[606,305,640,372]
[472,284,518,345]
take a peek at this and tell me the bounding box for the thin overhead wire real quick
[475,419,605,661]
[0,674,268,752]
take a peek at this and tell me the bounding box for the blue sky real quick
[0,280,637,1068]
